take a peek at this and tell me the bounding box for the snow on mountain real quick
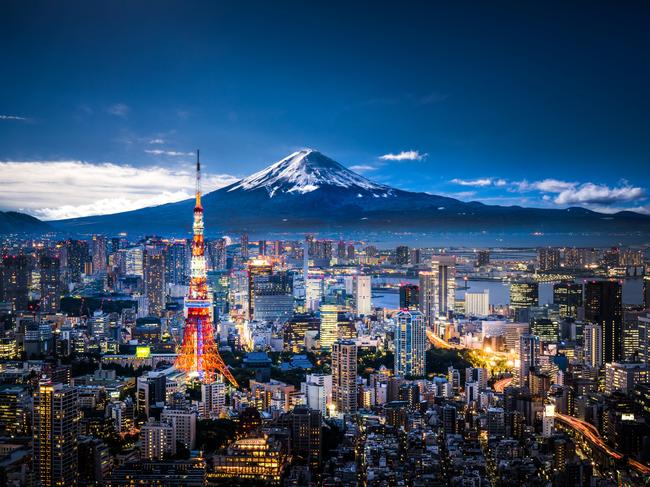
[227,149,392,197]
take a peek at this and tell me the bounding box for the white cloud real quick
[349,164,377,172]
[451,178,494,187]
[0,115,28,121]
[554,183,644,206]
[379,150,427,161]
[144,149,194,156]
[107,103,130,117]
[0,160,238,220]
[148,138,165,144]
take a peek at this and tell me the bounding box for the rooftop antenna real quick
[195,149,201,207]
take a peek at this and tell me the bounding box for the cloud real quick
[451,178,494,187]
[0,114,28,121]
[379,150,427,161]
[554,183,644,206]
[148,138,165,144]
[514,178,576,193]
[144,149,194,156]
[0,160,238,220]
[107,103,130,117]
[349,164,377,172]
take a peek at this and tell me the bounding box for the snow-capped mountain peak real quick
[227,149,391,197]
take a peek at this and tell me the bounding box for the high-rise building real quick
[302,373,332,416]
[465,290,489,317]
[346,243,355,261]
[354,275,372,316]
[290,405,322,472]
[332,340,357,415]
[141,419,174,460]
[240,233,249,259]
[65,239,89,283]
[136,372,167,417]
[395,246,410,266]
[585,280,622,364]
[161,408,197,451]
[201,381,226,418]
[144,247,166,316]
[1,255,30,311]
[336,240,346,259]
[253,272,293,322]
[399,284,419,310]
[258,239,267,257]
[431,256,456,318]
[419,271,436,326]
[125,246,144,276]
[319,304,343,350]
[165,241,189,285]
[510,281,539,321]
[284,313,320,352]
[394,310,426,377]
[476,250,490,267]
[643,275,650,310]
[247,258,273,320]
[530,318,559,345]
[583,323,603,367]
[40,255,62,313]
[639,315,650,366]
[208,238,227,271]
[91,235,107,274]
[553,282,583,319]
[33,382,79,487]
[538,247,560,271]
[0,385,31,435]
[518,334,540,388]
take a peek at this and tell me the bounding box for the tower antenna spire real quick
[195,149,201,207]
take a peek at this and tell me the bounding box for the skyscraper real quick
[65,239,89,283]
[431,256,456,317]
[395,246,410,266]
[553,281,583,320]
[583,323,603,367]
[538,247,560,271]
[354,275,372,316]
[91,235,107,274]
[319,304,341,350]
[33,381,79,487]
[144,247,166,316]
[476,250,490,267]
[40,255,62,313]
[240,233,249,259]
[1,255,30,311]
[419,256,456,328]
[394,310,426,377]
[518,334,540,388]
[399,284,419,310]
[165,241,189,285]
[332,340,357,415]
[465,290,489,317]
[247,258,273,320]
[585,280,622,364]
[510,281,539,321]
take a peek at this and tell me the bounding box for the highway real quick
[493,377,513,392]
[555,413,650,476]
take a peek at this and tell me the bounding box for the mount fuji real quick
[54,149,650,238]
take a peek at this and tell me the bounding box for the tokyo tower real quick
[175,151,238,387]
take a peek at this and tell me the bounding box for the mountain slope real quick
[53,149,650,236]
[0,211,52,234]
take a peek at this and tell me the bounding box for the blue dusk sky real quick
[0,1,649,219]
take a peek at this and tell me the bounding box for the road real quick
[555,413,650,476]
[493,377,513,392]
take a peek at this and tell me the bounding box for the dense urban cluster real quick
[1,227,649,486]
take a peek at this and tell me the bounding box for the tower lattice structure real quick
[175,151,238,387]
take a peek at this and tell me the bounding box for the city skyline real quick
[1,2,649,219]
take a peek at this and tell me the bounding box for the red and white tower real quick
[175,151,238,387]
